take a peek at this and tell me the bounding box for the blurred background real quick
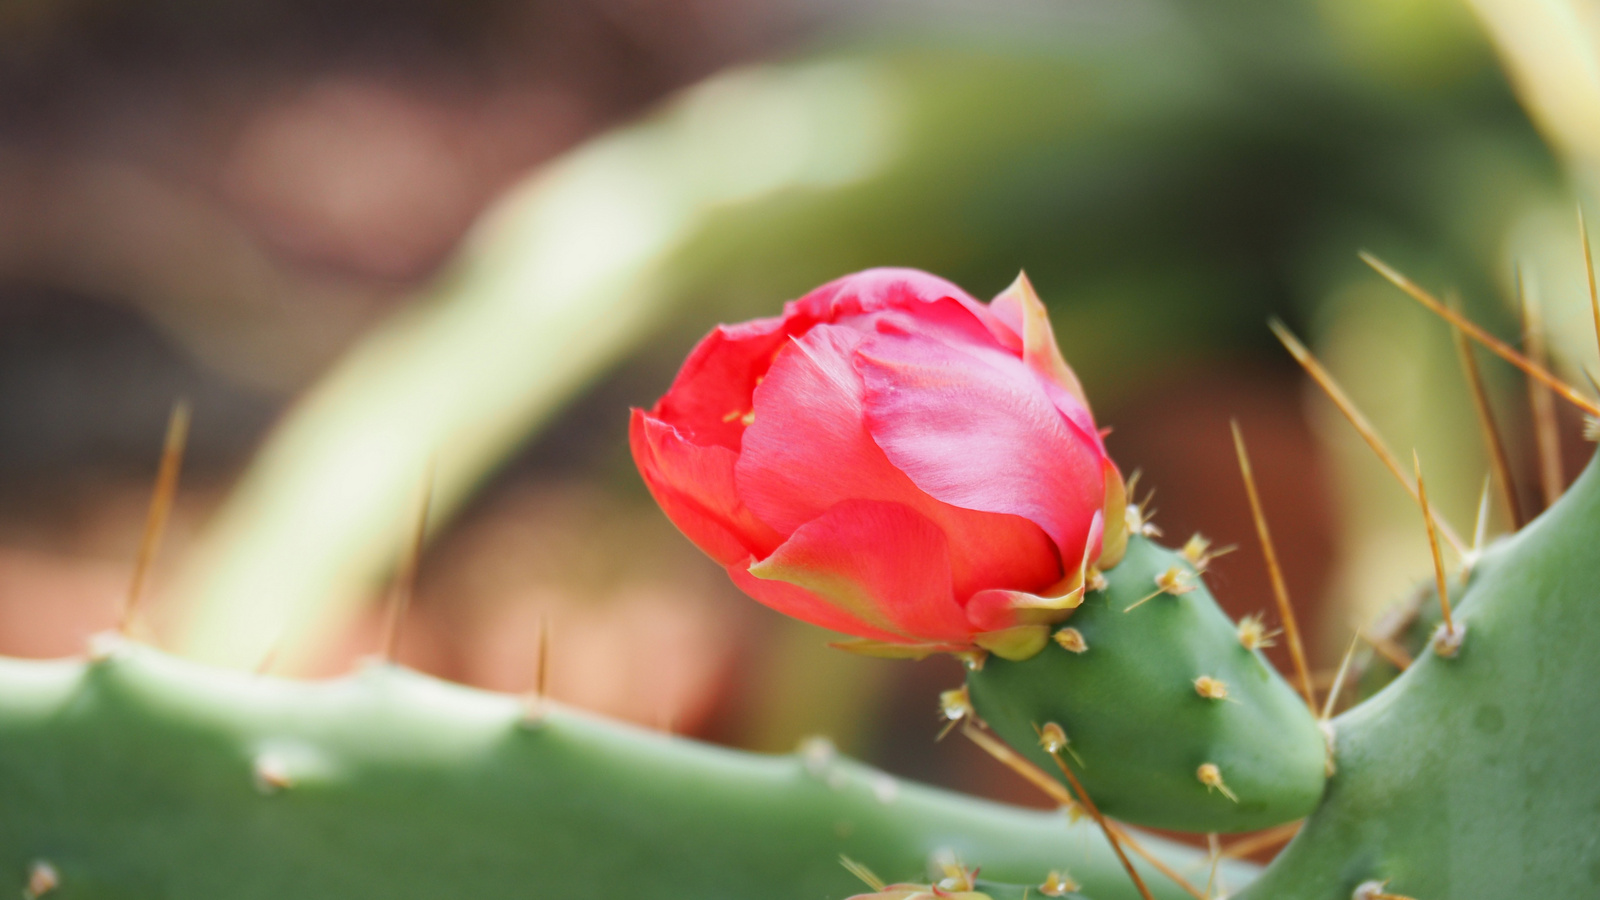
[0,0,1595,814]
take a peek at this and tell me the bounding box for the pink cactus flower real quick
[631,268,1125,660]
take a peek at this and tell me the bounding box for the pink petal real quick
[856,329,1106,562]
[649,268,1013,453]
[855,292,1006,352]
[630,409,784,566]
[736,325,1060,600]
[989,272,1088,407]
[988,273,1104,450]
[735,325,882,536]
[746,500,973,642]
[787,266,1025,356]
[788,267,986,324]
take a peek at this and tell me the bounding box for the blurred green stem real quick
[1463,0,1600,191]
[172,62,900,668]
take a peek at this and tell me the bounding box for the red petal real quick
[630,409,783,566]
[965,589,1025,632]
[965,512,1101,632]
[746,500,973,642]
[651,315,800,452]
[857,329,1106,562]
[736,325,1059,600]
[728,560,908,642]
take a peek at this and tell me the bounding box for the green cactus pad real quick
[1233,451,1600,900]
[0,642,1241,900]
[965,534,1327,833]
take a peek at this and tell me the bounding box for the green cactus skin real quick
[1230,451,1600,900]
[965,534,1327,834]
[0,643,1246,900]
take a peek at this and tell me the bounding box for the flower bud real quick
[632,268,1119,660]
